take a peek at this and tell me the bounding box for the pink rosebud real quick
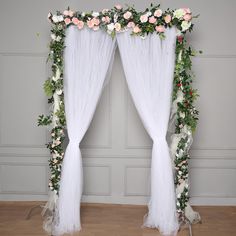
[63,10,69,16]
[93,26,99,31]
[87,20,94,28]
[93,18,100,25]
[164,14,172,24]
[183,8,191,14]
[127,21,135,28]
[77,20,84,29]
[64,18,71,25]
[68,10,74,17]
[149,16,157,24]
[72,17,79,25]
[133,26,141,33]
[115,4,122,10]
[123,11,132,20]
[155,25,165,33]
[154,9,162,17]
[183,13,192,21]
[140,14,148,23]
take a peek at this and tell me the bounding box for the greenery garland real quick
[38,3,199,224]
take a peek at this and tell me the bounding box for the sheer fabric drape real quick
[54,26,116,235]
[117,28,179,236]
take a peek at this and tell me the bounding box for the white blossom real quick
[181,21,191,31]
[107,23,115,33]
[52,15,59,23]
[57,15,64,22]
[51,34,56,40]
[173,9,185,19]
[92,11,100,17]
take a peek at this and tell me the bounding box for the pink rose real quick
[164,14,172,24]
[183,8,191,14]
[133,26,141,33]
[105,16,111,23]
[183,13,192,21]
[72,17,79,25]
[123,11,132,20]
[115,22,121,32]
[63,10,69,16]
[149,16,157,24]
[102,16,110,23]
[140,14,148,23]
[127,21,135,28]
[87,20,94,28]
[154,9,162,17]
[77,20,84,29]
[115,4,122,10]
[68,10,74,17]
[93,26,99,31]
[64,18,71,25]
[155,25,165,33]
[93,18,100,25]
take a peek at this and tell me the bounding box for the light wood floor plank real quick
[0,202,235,236]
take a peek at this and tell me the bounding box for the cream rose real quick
[123,11,132,20]
[133,26,141,33]
[164,14,172,24]
[154,9,162,17]
[115,22,121,32]
[181,21,191,31]
[140,14,148,23]
[174,9,185,19]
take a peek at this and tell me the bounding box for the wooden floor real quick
[0,202,235,236]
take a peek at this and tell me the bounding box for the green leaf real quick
[43,79,54,97]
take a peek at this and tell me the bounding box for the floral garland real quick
[38,3,200,227]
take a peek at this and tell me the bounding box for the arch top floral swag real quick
[38,3,201,235]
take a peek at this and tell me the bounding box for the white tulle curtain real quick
[117,28,178,235]
[54,26,116,235]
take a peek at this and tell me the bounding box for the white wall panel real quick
[0,0,235,206]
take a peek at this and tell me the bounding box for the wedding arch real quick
[38,4,201,236]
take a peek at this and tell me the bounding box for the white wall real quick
[0,0,236,205]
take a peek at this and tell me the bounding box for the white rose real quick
[52,68,61,81]
[52,15,59,23]
[56,89,63,95]
[147,11,152,16]
[176,90,184,103]
[179,112,185,119]
[107,23,115,32]
[81,12,85,17]
[173,9,185,19]
[56,36,61,42]
[57,15,64,22]
[51,34,56,40]
[92,11,100,17]
[181,21,191,31]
